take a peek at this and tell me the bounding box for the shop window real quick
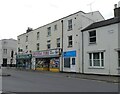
[89,52,104,68]
[118,51,120,67]
[72,58,75,65]
[64,58,70,68]
[56,38,60,48]
[50,59,59,68]
[68,19,72,31]
[68,35,72,47]
[89,30,96,44]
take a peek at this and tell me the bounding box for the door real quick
[3,58,7,67]
[71,57,76,72]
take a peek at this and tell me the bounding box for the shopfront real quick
[32,49,61,72]
[16,54,32,69]
[63,50,76,72]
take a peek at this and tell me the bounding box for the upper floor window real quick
[26,45,28,50]
[54,24,57,31]
[47,40,51,49]
[3,49,7,54]
[47,27,51,36]
[18,39,20,44]
[37,32,40,40]
[36,43,39,51]
[89,52,104,68]
[89,30,96,44]
[56,38,60,48]
[68,35,72,47]
[26,36,28,42]
[118,51,120,67]
[68,19,72,31]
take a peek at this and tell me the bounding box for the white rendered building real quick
[17,10,104,72]
[0,39,17,67]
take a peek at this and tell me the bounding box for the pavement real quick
[1,67,120,83]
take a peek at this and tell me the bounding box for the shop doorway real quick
[2,58,7,67]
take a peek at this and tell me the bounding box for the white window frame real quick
[36,43,39,51]
[3,49,7,54]
[68,35,73,47]
[89,30,96,44]
[56,38,60,48]
[37,32,39,40]
[47,27,51,36]
[26,36,28,42]
[89,52,104,68]
[54,24,57,31]
[47,40,51,49]
[68,19,72,31]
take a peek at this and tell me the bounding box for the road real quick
[1,68,119,93]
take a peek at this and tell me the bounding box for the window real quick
[68,19,72,31]
[72,58,75,65]
[68,35,72,47]
[54,24,57,31]
[47,27,51,36]
[56,38,60,48]
[89,30,96,44]
[3,49,7,54]
[37,32,39,40]
[26,45,28,50]
[18,39,20,44]
[36,43,39,51]
[64,58,70,68]
[89,52,104,67]
[26,36,28,42]
[47,40,51,49]
[118,51,120,67]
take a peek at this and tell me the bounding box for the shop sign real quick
[63,50,76,57]
[32,49,60,57]
[16,54,32,59]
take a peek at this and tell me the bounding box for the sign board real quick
[16,54,32,59]
[32,49,60,58]
[63,50,76,57]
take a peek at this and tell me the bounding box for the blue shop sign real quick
[63,50,76,57]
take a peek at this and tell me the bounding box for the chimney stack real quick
[114,2,120,17]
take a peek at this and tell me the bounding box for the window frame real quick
[68,19,72,31]
[47,27,51,37]
[89,30,96,44]
[26,36,28,42]
[68,35,73,47]
[56,38,60,48]
[37,32,40,40]
[3,49,7,54]
[89,52,104,68]
[36,43,40,51]
[54,24,57,31]
[47,40,51,49]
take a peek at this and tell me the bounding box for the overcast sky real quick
[0,0,120,40]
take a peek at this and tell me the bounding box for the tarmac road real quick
[2,68,119,93]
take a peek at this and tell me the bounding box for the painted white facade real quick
[17,10,104,72]
[82,24,119,75]
[0,39,17,66]
[62,11,104,73]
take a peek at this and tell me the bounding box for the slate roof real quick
[81,17,120,32]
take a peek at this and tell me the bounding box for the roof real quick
[18,11,103,37]
[81,17,120,32]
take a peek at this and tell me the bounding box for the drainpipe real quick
[82,31,84,73]
[61,20,63,72]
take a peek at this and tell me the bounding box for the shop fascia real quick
[32,48,62,58]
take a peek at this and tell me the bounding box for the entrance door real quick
[3,58,7,67]
[71,58,76,72]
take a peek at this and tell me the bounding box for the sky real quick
[0,0,120,40]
